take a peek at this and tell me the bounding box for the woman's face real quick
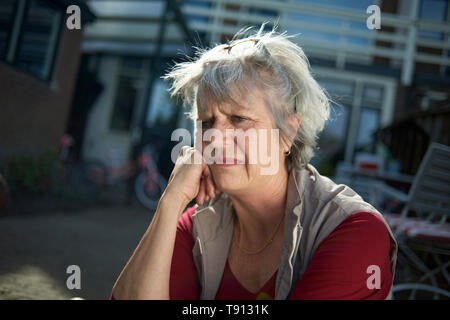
[197,88,289,194]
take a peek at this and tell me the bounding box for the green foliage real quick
[4,149,63,195]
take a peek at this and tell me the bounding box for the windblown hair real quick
[163,25,330,170]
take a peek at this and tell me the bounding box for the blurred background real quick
[0,0,449,300]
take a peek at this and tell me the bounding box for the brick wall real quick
[0,28,83,162]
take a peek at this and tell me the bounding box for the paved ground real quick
[0,200,154,300]
[1,198,447,300]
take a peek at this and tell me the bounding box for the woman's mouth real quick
[213,158,241,167]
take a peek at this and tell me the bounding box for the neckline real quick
[225,259,278,296]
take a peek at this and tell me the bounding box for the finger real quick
[213,179,221,194]
[202,176,210,203]
[201,176,209,203]
[205,172,215,199]
[177,146,189,162]
[200,178,208,204]
[196,178,206,205]
[182,146,195,165]
[207,169,221,195]
[196,179,202,205]
[201,165,215,199]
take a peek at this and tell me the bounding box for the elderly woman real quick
[111,27,397,300]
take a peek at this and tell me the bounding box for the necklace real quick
[232,208,285,256]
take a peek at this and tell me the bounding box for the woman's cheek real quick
[240,135,252,164]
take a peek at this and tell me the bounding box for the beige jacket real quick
[191,164,398,300]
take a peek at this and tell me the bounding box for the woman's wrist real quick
[159,187,191,217]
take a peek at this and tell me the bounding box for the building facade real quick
[77,0,450,176]
[0,0,94,163]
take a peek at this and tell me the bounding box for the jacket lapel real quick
[192,193,235,299]
[274,166,312,299]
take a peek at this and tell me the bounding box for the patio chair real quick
[368,142,450,299]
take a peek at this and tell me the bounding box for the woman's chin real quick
[213,177,244,194]
[211,166,248,191]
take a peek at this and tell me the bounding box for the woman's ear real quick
[281,114,301,152]
[289,113,301,129]
[287,113,301,140]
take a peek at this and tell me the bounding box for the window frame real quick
[1,0,64,83]
[0,0,17,59]
[109,56,149,134]
[313,66,397,164]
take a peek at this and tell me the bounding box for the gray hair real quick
[163,25,330,171]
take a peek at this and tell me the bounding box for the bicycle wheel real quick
[134,171,167,211]
[392,283,450,300]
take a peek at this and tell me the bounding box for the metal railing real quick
[182,0,450,85]
[83,0,449,84]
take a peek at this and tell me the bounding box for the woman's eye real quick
[231,116,247,123]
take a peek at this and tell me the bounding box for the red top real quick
[111,206,394,300]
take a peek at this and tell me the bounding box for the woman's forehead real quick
[197,92,266,117]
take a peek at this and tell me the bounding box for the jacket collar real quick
[192,165,314,240]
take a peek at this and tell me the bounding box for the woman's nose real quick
[207,119,234,139]
[210,117,230,131]
[204,132,233,149]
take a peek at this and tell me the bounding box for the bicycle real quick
[81,143,167,211]
[56,134,101,200]
[134,144,167,211]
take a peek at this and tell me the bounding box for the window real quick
[147,80,178,127]
[313,102,350,175]
[1,0,63,81]
[418,0,449,40]
[320,103,350,155]
[110,57,146,132]
[312,75,392,174]
[185,0,212,23]
[0,0,15,59]
[316,78,354,162]
[319,78,354,99]
[363,85,384,103]
[184,0,211,42]
[15,0,62,79]
[356,107,380,149]
[110,76,139,132]
[288,0,376,47]
[362,84,384,112]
